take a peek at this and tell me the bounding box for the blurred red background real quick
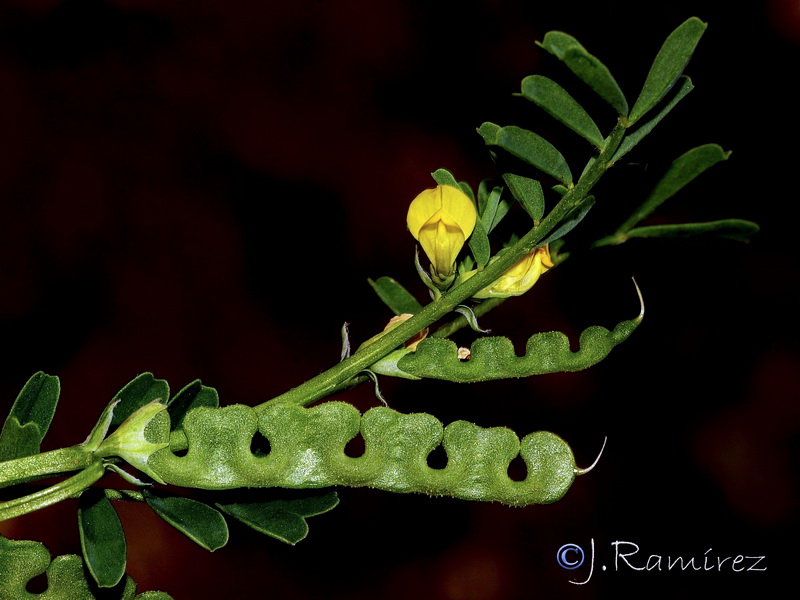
[0,0,795,598]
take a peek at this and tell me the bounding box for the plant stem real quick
[0,459,105,522]
[0,446,93,489]
[257,120,627,410]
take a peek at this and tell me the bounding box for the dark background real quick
[0,0,796,598]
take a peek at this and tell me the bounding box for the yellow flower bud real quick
[407,185,477,277]
[469,245,554,299]
[357,313,428,352]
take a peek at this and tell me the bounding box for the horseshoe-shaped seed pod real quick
[147,402,587,506]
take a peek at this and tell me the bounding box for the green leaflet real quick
[0,372,60,461]
[108,373,170,432]
[520,75,604,148]
[368,276,423,315]
[216,491,339,545]
[629,17,707,124]
[538,195,595,247]
[617,144,730,233]
[478,183,509,233]
[431,167,460,189]
[538,31,628,116]
[430,168,475,203]
[167,380,220,431]
[0,534,172,600]
[502,173,545,222]
[612,76,694,163]
[398,316,639,382]
[143,489,229,551]
[148,402,577,506]
[78,490,127,588]
[626,219,760,241]
[468,217,491,268]
[478,122,573,186]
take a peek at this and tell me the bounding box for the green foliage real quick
[618,144,730,232]
[167,380,220,431]
[478,122,573,185]
[538,195,595,247]
[538,30,628,115]
[0,460,105,522]
[591,143,761,247]
[477,181,510,233]
[629,17,706,124]
[108,374,170,433]
[368,276,424,315]
[0,372,60,461]
[502,173,545,222]
[625,219,760,241]
[143,489,229,551]
[430,167,460,189]
[217,490,339,545]
[78,490,127,588]
[612,77,694,162]
[520,75,605,148]
[468,218,492,268]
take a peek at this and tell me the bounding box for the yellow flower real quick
[468,245,554,299]
[407,185,477,277]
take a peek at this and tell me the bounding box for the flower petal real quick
[418,211,466,275]
[473,245,553,298]
[407,185,476,239]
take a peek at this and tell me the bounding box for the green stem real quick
[259,120,627,410]
[0,459,105,522]
[0,446,93,489]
